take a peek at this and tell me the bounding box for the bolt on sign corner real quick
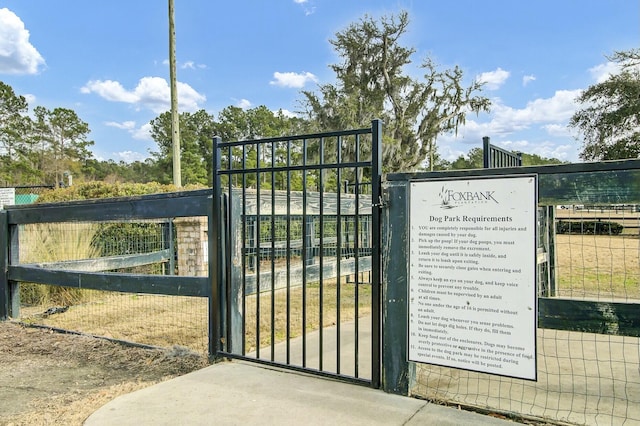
[408,175,538,381]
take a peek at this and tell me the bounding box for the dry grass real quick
[555,233,640,300]
[19,222,100,306]
[244,280,372,352]
[21,291,209,353]
[20,277,372,356]
[0,322,208,426]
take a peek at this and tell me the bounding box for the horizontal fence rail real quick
[0,189,213,354]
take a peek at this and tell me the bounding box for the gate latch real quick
[372,194,387,208]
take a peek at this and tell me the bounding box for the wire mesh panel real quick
[2,189,213,355]
[213,121,382,386]
[389,162,640,425]
[13,219,208,354]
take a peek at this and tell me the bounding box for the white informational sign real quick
[0,188,15,209]
[408,175,537,380]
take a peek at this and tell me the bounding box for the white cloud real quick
[438,89,582,161]
[81,80,138,102]
[81,76,206,113]
[492,89,580,128]
[293,0,315,15]
[105,121,152,141]
[270,71,318,88]
[180,60,206,70]
[499,139,575,162]
[132,123,153,140]
[114,150,149,163]
[0,8,45,75]
[451,90,578,139]
[105,120,136,130]
[181,61,195,70]
[161,58,206,70]
[522,75,536,86]
[589,61,622,84]
[237,98,252,109]
[23,93,36,104]
[477,67,510,90]
[543,123,572,138]
[439,144,467,162]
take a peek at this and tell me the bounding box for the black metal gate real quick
[211,120,382,387]
[482,136,522,168]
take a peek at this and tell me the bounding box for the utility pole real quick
[169,0,181,187]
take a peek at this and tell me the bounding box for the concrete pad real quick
[85,361,515,426]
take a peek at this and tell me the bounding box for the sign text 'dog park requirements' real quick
[408,175,537,380]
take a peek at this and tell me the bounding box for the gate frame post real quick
[381,180,414,395]
[209,135,224,360]
[0,210,20,320]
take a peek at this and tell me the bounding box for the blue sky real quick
[1,1,638,165]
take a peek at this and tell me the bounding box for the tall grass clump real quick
[19,222,100,306]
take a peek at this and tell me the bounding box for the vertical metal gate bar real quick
[224,145,233,353]
[255,142,261,359]
[370,119,382,388]
[336,134,343,374]
[301,137,308,368]
[285,139,292,364]
[270,141,276,361]
[318,136,325,371]
[241,144,248,355]
[353,133,362,378]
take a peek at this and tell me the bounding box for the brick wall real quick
[173,217,208,276]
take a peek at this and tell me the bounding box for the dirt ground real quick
[0,321,209,426]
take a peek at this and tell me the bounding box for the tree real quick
[521,152,565,166]
[150,109,215,185]
[0,82,38,185]
[570,48,640,161]
[0,81,98,186]
[149,106,308,188]
[449,147,565,170]
[301,12,490,172]
[33,107,94,187]
[450,147,484,170]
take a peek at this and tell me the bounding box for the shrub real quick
[36,181,205,203]
[556,220,623,235]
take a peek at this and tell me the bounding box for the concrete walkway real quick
[84,360,516,425]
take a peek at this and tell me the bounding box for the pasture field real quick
[554,220,640,300]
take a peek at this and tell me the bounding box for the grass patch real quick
[22,277,372,355]
[19,222,100,306]
[244,280,372,352]
[555,234,640,299]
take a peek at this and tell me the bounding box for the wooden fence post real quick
[0,210,8,320]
